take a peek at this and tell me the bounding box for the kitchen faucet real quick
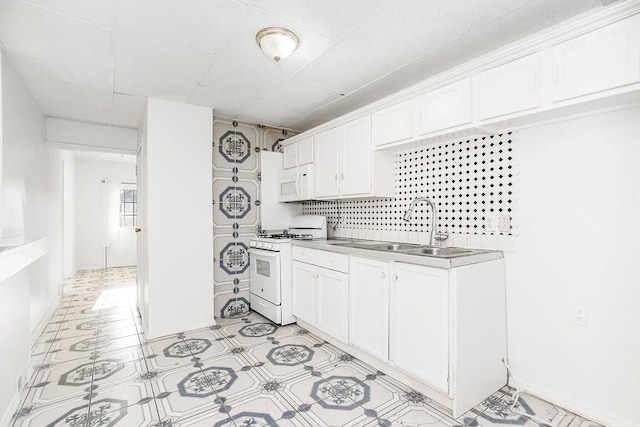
[403,197,448,246]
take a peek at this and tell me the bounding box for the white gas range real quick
[249,215,327,325]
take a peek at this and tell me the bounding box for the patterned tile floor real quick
[10,267,602,427]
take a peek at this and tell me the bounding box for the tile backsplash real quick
[304,133,518,250]
[212,117,296,318]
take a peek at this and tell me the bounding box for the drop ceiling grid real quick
[303,133,517,236]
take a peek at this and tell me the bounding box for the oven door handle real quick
[249,248,279,257]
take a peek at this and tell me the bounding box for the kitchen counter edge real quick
[292,239,503,269]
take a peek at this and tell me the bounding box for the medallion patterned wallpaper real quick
[212,117,296,318]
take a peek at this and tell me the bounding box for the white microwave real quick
[278,164,315,202]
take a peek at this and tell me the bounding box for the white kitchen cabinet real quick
[340,115,373,196]
[316,267,349,343]
[372,100,414,147]
[389,262,449,393]
[474,53,541,120]
[291,260,316,325]
[551,14,640,103]
[416,79,472,136]
[292,248,349,343]
[315,127,340,198]
[283,135,315,169]
[349,256,390,362]
[315,117,394,199]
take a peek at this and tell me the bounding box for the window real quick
[120,189,137,228]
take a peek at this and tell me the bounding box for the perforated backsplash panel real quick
[304,133,517,235]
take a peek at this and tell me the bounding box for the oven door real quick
[249,248,281,305]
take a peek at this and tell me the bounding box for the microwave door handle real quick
[295,173,301,198]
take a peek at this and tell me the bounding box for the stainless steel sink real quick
[352,242,421,252]
[405,246,472,257]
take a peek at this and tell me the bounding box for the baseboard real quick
[516,379,636,427]
[0,392,21,427]
[30,291,61,347]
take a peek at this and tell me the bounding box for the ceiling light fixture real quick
[256,27,299,63]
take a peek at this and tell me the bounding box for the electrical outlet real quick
[574,304,588,326]
[498,215,511,233]
[485,215,498,232]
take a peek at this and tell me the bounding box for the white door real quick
[340,116,372,196]
[315,127,340,198]
[283,143,297,169]
[107,183,137,267]
[62,164,74,278]
[389,262,449,393]
[316,267,349,343]
[136,147,147,326]
[349,256,389,362]
[291,261,316,325]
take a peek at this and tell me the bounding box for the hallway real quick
[10,268,599,426]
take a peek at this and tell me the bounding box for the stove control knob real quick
[250,241,256,248]
[265,243,273,250]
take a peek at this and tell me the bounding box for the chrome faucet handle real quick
[433,231,449,247]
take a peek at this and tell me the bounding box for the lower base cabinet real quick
[349,257,390,362]
[389,262,449,393]
[295,245,506,417]
[291,247,349,343]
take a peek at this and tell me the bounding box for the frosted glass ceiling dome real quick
[256,27,299,63]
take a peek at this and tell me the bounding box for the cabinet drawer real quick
[317,250,349,273]
[292,246,317,264]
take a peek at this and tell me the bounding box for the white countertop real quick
[292,238,503,269]
[0,237,49,283]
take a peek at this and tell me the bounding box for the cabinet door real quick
[315,127,340,198]
[551,14,640,102]
[297,136,315,166]
[474,53,541,120]
[283,143,297,169]
[316,267,349,343]
[349,257,389,362]
[389,262,449,393]
[340,116,372,196]
[417,79,471,136]
[372,100,414,147]
[291,261,316,325]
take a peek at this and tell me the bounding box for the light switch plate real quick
[485,215,498,232]
[498,215,511,233]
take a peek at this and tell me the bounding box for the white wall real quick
[141,98,213,339]
[47,117,138,154]
[0,52,70,424]
[508,106,640,427]
[74,156,136,270]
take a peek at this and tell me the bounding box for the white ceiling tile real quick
[198,8,333,111]
[114,68,195,102]
[188,84,260,118]
[401,0,603,80]
[110,93,146,128]
[4,45,113,95]
[295,0,464,95]
[251,0,390,39]
[116,0,248,53]
[24,0,115,28]
[115,28,215,83]
[0,0,112,62]
[243,79,342,127]
[288,71,420,130]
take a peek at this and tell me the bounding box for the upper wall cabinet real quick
[473,53,541,121]
[283,135,314,169]
[372,100,414,147]
[416,78,472,136]
[315,116,394,200]
[551,14,640,103]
